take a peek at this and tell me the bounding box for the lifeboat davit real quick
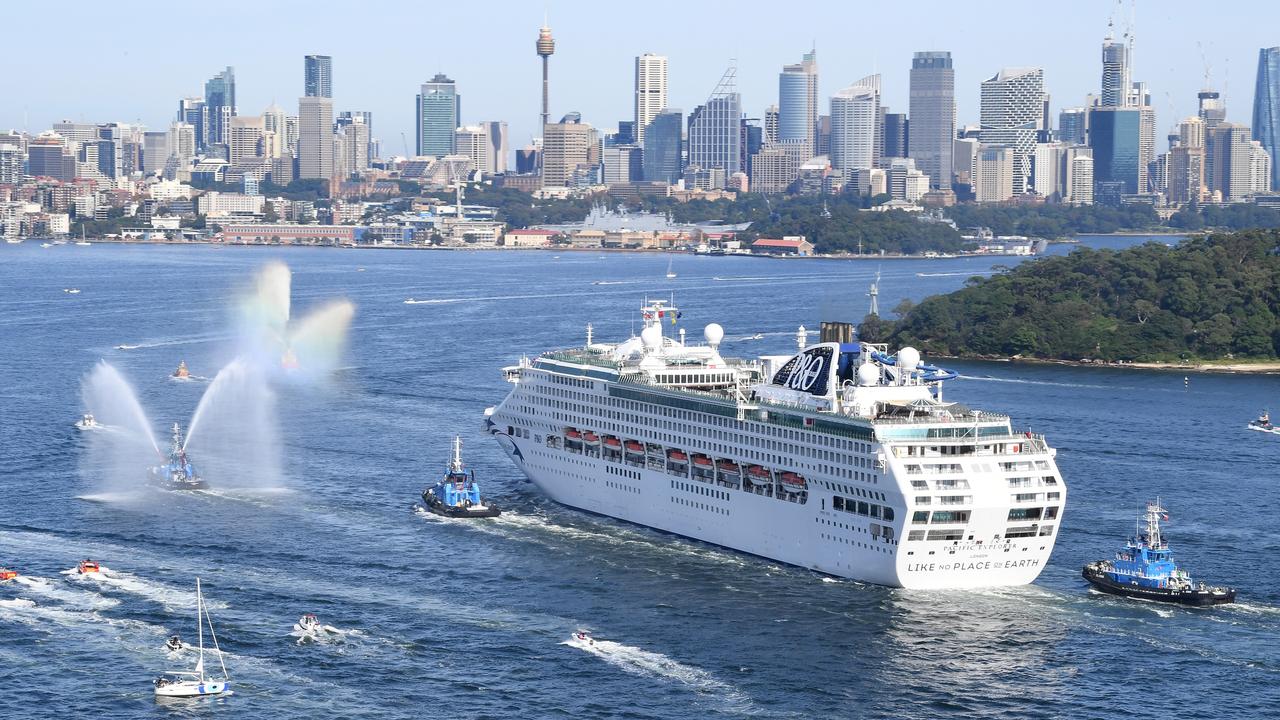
[780,472,807,492]
[0,568,18,581]
[77,559,101,574]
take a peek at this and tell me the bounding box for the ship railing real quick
[542,350,621,370]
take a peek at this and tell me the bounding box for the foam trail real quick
[12,576,121,610]
[563,635,729,691]
[63,567,227,611]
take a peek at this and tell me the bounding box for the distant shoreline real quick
[936,354,1280,375]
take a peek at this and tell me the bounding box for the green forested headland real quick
[882,229,1280,362]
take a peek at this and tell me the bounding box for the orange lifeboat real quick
[692,454,713,468]
[583,432,600,444]
[717,460,741,475]
[668,450,688,462]
[77,559,101,574]
[624,440,645,454]
[0,568,17,581]
[603,436,622,449]
[564,428,582,440]
[780,472,807,492]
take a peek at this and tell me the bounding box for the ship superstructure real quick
[486,300,1066,588]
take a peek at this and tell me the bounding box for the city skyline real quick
[3,1,1278,157]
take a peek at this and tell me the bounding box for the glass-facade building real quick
[204,67,235,147]
[778,51,818,155]
[1087,107,1141,199]
[416,74,460,157]
[687,94,741,184]
[1253,46,1280,188]
[908,51,955,189]
[305,55,332,98]
[643,109,683,184]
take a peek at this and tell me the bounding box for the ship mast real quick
[1144,499,1165,549]
[450,436,464,474]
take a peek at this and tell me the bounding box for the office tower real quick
[749,146,797,194]
[262,104,287,157]
[204,67,236,147]
[1088,107,1142,198]
[979,67,1045,195]
[416,73,460,157]
[1031,142,1065,197]
[169,122,196,166]
[455,125,490,174]
[764,105,779,143]
[1199,89,1226,128]
[778,50,818,157]
[1058,107,1088,145]
[177,97,207,151]
[1068,154,1095,204]
[1253,47,1280,188]
[297,96,334,179]
[953,137,980,187]
[643,108,683,183]
[909,51,955,188]
[1249,141,1272,193]
[887,158,929,201]
[1178,116,1205,148]
[479,121,508,174]
[687,67,743,186]
[1204,123,1256,201]
[634,54,668,145]
[883,112,908,158]
[536,24,555,130]
[974,145,1014,202]
[516,145,538,174]
[1168,144,1205,204]
[816,115,831,156]
[341,116,370,174]
[607,121,636,147]
[142,131,170,175]
[602,145,642,184]
[829,76,879,174]
[305,55,333,98]
[1100,31,1130,107]
[541,114,595,187]
[28,133,75,181]
[228,116,265,166]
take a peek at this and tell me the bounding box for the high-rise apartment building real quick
[204,67,236,147]
[262,105,287,158]
[829,76,880,175]
[1068,154,1095,205]
[297,96,334,179]
[979,67,1045,195]
[340,117,370,174]
[643,108,683,184]
[764,105,779,144]
[416,74,460,157]
[634,54,668,146]
[305,55,333,98]
[1205,123,1258,201]
[1253,47,1280,189]
[974,145,1015,202]
[1100,33,1130,107]
[778,50,818,158]
[908,51,955,189]
[687,68,742,187]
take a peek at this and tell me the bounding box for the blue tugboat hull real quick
[421,494,501,519]
[1082,564,1235,607]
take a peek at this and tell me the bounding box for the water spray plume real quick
[236,262,354,382]
[80,362,162,494]
[182,359,283,489]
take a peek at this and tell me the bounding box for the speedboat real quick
[172,361,190,380]
[572,631,595,646]
[63,288,81,294]
[165,635,186,653]
[154,578,230,697]
[0,568,18,581]
[1248,410,1276,434]
[1082,500,1235,607]
[421,437,501,518]
[147,424,208,491]
[77,559,101,574]
[292,613,341,642]
[751,333,764,340]
[75,413,99,430]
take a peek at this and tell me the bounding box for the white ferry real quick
[486,301,1066,589]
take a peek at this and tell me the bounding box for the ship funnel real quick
[819,321,855,345]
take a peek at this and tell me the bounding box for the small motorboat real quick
[75,413,100,430]
[292,613,341,642]
[1248,410,1277,434]
[172,361,190,380]
[1082,500,1235,607]
[63,288,82,294]
[154,578,230,697]
[572,631,595,646]
[77,559,101,574]
[750,333,764,340]
[0,568,18,581]
[164,635,186,653]
[420,437,501,518]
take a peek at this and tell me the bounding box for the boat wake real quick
[562,634,731,693]
[916,271,996,278]
[63,567,227,610]
[11,575,121,610]
[0,597,99,627]
[114,344,141,350]
[957,375,1111,390]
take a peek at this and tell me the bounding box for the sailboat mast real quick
[196,577,205,679]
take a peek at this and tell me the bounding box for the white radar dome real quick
[857,363,880,386]
[641,325,663,350]
[898,347,921,372]
[704,323,724,347]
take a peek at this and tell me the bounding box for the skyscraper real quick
[979,67,1045,195]
[1253,46,1280,188]
[536,24,555,130]
[1100,32,1130,107]
[909,51,955,189]
[830,76,880,175]
[764,105,779,144]
[455,125,490,175]
[297,96,334,179]
[643,109,683,184]
[416,74,460,157]
[228,116,265,167]
[305,55,333,98]
[1058,107,1088,145]
[1088,107,1142,199]
[204,67,236,148]
[634,54,668,146]
[778,50,818,158]
[541,114,595,188]
[687,67,742,187]
[883,112,908,159]
[482,121,509,174]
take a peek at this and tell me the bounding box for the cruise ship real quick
[486,301,1066,589]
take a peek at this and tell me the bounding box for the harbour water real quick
[1,238,1277,718]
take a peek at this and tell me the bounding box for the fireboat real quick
[172,361,190,380]
[1082,500,1235,606]
[421,437,500,518]
[148,424,208,490]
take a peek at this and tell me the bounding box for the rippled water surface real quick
[1,239,1277,719]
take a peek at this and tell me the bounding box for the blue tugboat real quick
[1083,500,1235,606]
[421,437,500,518]
[147,423,208,490]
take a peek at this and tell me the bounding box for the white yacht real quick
[154,578,229,698]
[487,301,1066,589]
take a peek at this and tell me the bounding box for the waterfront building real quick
[687,67,742,187]
[779,50,819,158]
[908,51,955,189]
[417,73,460,157]
[979,67,1045,195]
[643,108,683,184]
[829,76,880,175]
[297,96,334,179]
[1253,47,1280,188]
[305,54,332,98]
[634,54,667,146]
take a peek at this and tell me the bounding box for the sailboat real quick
[154,578,230,697]
[665,258,677,279]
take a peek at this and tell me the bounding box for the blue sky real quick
[2,0,1276,153]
